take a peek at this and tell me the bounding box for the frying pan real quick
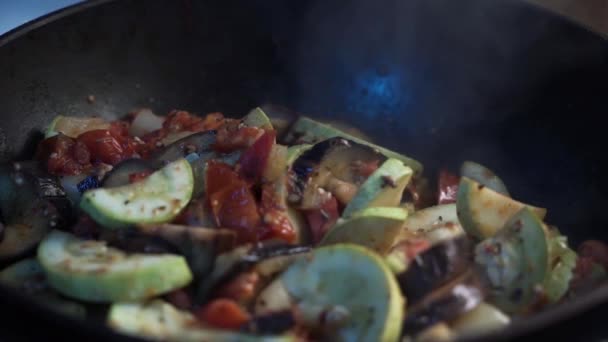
[1,0,608,340]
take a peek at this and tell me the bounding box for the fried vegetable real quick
[456,177,546,239]
[320,207,408,254]
[450,302,510,338]
[80,158,193,229]
[460,161,509,196]
[342,158,413,218]
[543,231,577,303]
[400,204,464,245]
[474,207,549,314]
[38,230,192,302]
[101,158,155,188]
[45,115,110,138]
[281,244,404,342]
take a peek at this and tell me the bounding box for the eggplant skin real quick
[402,270,485,335]
[397,236,473,305]
[241,311,295,335]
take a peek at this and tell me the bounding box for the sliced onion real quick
[129,109,164,137]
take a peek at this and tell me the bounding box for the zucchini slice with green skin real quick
[542,231,577,303]
[283,117,423,175]
[108,300,295,342]
[0,258,87,318]
[44,115,110,138]
[474,207,549,314]
[399,204,464,245]
[456,177,546,240]
[342,158,413,218]
[80,158,194,229]
[281,244,404,342]
[242,107,273,129]
[286,144,312,165]
[320,207,408,254]
[38,230,192,302]
[460,161,509,196]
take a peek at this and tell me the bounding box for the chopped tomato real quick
[260,181,296,243]
[196,298,250,330]
[36,134,88,175]
[76,129,133,165]
[214,271,260,303]
[209,184,262,243]
[578,240,608,269]
[239,130,276,182]
[214,119,264,153]
[206,161,262,243]
[305,195,340,244]
[128,170,153,183]
[164,110,224,133]
[438,169,460,204]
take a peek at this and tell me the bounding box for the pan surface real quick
[0,0,608,340]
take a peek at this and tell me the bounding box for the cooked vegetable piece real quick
[242,107,273,129]
[0,163,70,261]
[342,158,413,218]
[320,207,408,254]
[45,115,110,138]
[0,258,86,318]
[283,116,423,175]
[289,137,386,208]
[437,170,460,205]
[196,244,311,303]
[460,161,509,196]
[399,204,464,245]
[414,323,454,342]
[255,278,292,315]
[450,302,510,338]
[456,177,546,239]
[101,158,155,188]
[402,270,484,335]
[80,158,193,229]
[474,207,549,314]
[242,310,296,335]
[151,131,217,165]
[137,224,236,279]
[542,231,577,303]
[397,236,473,304]
[38,230,192,302]
[108,300,294,341]
[128,108,164,136]
[286,144,312,165]
[281,244,404,342]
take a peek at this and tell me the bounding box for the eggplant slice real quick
[397,236,473,305]
[101,158,155,188]
[196,243,311,303]
[402,269,485,336]
[150,131,217,165]
[289,137,386,208]
[0,162,71,261]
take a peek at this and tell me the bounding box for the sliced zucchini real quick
[0,258,86,318]
[80,158,193,229]
[450,302,510,339]
[474,207,549,314]
[44,115,110,138]
[400,204,464,245]
[456,177,546,239]
[255,278,292,315]
[286,144,312,165]
[320,207,408,254]
[242,107,273,129]
[108,300,294,342]
[281,244,404,342]
[38,230,192,302]
[543,232,577,303]
[342,158,413,218]
[283,116,423,175]
[460,161,509,196]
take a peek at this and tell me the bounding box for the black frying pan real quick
[1,0,608,340]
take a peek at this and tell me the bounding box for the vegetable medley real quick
[0,107,606,342]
